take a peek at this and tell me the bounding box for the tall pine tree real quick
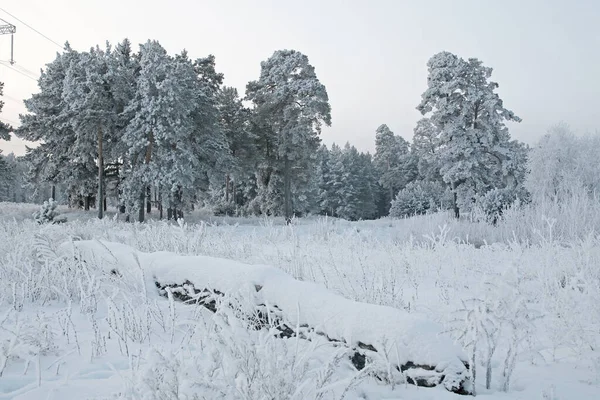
[417,52,522,218]
[246,50,331,222]
[374,124,416,215]
[18,44,99,207]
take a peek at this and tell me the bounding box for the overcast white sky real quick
[0,0,599,156]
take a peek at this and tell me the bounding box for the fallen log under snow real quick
[60,240,473,395]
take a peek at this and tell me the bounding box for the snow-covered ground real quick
[0,203,599,399]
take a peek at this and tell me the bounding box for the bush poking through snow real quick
[389,181,451,218]
[477,187,530,225]
[32,198,63,224]
[449,266,541,394]
[123,309,365,400]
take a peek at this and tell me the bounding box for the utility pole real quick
[0,18,16,64]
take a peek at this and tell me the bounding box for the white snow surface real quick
[60,239,468,371]
[1,211,599,399]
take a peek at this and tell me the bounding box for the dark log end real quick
[351,351,366,370]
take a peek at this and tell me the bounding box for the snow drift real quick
[59,239,472,394]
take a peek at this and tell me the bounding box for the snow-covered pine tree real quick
[317,143,378,220]
[316,144,332,215]
[320,143,344,217]
[412,118,442,182]
[246,50,331,222]
[123,43,226,222]
[217,86,254,207]
[292,150,321,216]
[416,52,522,218]
[1,153,34,203]
[185,52,229,215]
[63,44,123,219]
[124,41,184,221]
[191,52,229,187]
[338,144,379,220]
[525,123,581,202]
[107,38,139,214]
[336,143,361,220]
[33,198,59,224]
[374,124,396,204]
[193,54,224,97]
[0,81,11,141]
[373,124,417,215]
[245,112,278,215]
[18,43,98,207]
[0,81,12,199]
[0,153,13,201]
[356,151,379,219]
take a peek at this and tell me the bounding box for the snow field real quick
[0,212,598,398]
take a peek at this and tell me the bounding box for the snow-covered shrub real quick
[0,310,60,378]
[204,187,241,217]
[389,181,450,218]
[526,124,600,203]
[32,198,61,224]
[212,198,239,217]
[200,306,357,400]
[478,187,530,225]
[497,185,600,244]
[449,266,541,394]
[122,300,361,400]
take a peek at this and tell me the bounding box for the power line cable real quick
[0,7,63,49]
[4,93,22,101]
[0,60,38,81]
[0,61,38,81]
[0,116,18,125]
[2,94,21,104]
[12,62,39,78]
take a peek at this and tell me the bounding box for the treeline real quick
[1,42,531,221]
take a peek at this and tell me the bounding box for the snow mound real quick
[59,239,472,394]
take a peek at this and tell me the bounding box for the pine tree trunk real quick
[104,197,107,212]
[175,187,183,220]
[471,344,477,396]
[84,195,90,211]
[139,130,153,223]
[167,196,173,220]
[232,180,237,212]
[97,126,104,220]
[138,190,145,223]
[158,191,163,220]
[452,182,460,219]
[225,174,230,203]
[283,156,292,223]
[116,162,124,214]
[146,186,151,214]
[486,359,492,389]
[51,185,56,201]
